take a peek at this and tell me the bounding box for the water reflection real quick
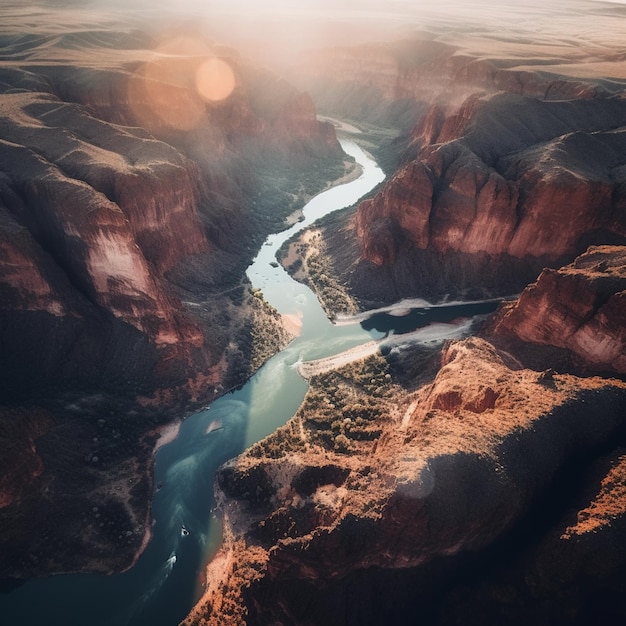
[361,300,500,336]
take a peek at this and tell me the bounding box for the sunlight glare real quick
[196,57,236,102]
[128,34,237,131]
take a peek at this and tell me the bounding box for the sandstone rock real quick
[488,245,626,375]
[187,241,626,624]
[0,9,342,410]
[0,92,205,347]
[0,10,342,578]
[300,92,623,311]
[354,159,434,264]
[188,13,626,625]
[293,26,605,131]
[288,22,626,309]
[358,94,626,270]
[287,88,626,313]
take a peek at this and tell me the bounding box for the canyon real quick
[191,2,626,624]
[185,246,626,626]
[283,1,626,310]
[0,4,347,578]
[1,1,626,625]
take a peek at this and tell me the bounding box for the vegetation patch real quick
[297,353,399,453]
[281,229,358,318]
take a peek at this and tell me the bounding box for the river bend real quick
[0,130,496,626]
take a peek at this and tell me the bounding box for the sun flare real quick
[195,57,236,102]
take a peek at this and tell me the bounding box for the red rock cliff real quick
[290,17,626,306]
[356,94,626,268]
[293,34,601,131]
[488,245,626,375]
[0,92,205,346]
[0,10,342,579]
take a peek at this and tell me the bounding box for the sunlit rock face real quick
[353,94,626,300]
[0,92,207,345]
[185,348,626,625]
[0,7,343,413]
[288,7,626,306]
[182,5,626,623]
[488,245,626,375]
[0,90,210,419]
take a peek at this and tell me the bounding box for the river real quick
[0,132,497,626]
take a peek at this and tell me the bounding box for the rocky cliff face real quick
[0,7,344,578]
[285,8,626,308]
[0,92,206,347]
[307,39,590,107]
[348,93,626,305]
[185,245,626,626]
[487,245,626,375]
[186,8,626,624]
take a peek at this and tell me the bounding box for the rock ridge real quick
[355,93,626,266]
[284,14,626,310]
[487,245,626,376]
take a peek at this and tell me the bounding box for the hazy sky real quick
[83,0,626,21]
[57,0,621,69]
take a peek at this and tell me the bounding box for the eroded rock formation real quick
[345,93,626,306]
[0,92,207,346]
[283,6,626,311]
[488,245,626,375]
[190,7,626,623]
[291,0,623,130]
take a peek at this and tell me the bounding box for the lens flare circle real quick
[127,34,237,131]
[196,57,236,102]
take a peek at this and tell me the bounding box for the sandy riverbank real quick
[298,318,478,379]
[335,297,510,325]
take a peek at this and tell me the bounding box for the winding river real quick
[0,132,497,625]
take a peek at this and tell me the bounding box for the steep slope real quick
[187,4,626,622]
[291,0,625,127]
[283,3,626,311]
[487,245,626,375]
[0,91,214,409]
[354,95,626,273]
[288,92,626,311]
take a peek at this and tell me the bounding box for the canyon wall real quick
[357,95,626,259]
[487,245,626,376]
[292,32,604,132]
[344,93,626,306]
[193,10,626,621]
[285,10,626,309]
